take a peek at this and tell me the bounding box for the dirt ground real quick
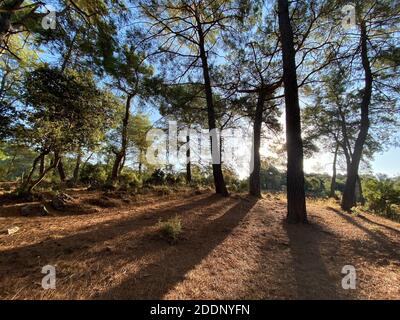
[0,188,399,300]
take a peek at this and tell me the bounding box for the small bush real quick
[157,216,182,242]
[153,185,172,196]
[363,178,400,219]
[146,169,166,185]
[80,163,108,186]
[166,172,185,185]
[351,206,363,217]
[118,169,141,190]
[334,190,342,200]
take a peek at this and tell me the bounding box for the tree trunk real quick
[341,22,372,211]
[278,0,307,223]
[195,14,228,196]
[21,153,42,191]
[111,94,133,183]
[330,144,339,198]
[249,91,266,198]
[73,149,82,184]
[118,154,125,174]
[28,155,61,193]
[61,31,78,72]
[186,134,192,183]
[39,154,45,175]
[5,151,17,177]
[81,152,93,172]
[356,175,365,205]
[111,152,123,183]
[138,150,143,175]
[57,159,66,182]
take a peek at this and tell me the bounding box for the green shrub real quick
[363,178,400,219]
[157,216,182,242]
[351,206,363,217]
[305,176,328,197]
[80,163,108,186]
[145,169,186,186]
[146,169,166,185]
[165,172,185,185]
[153,185,172,196]
[119,169,141,190]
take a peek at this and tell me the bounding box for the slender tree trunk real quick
[28,155,61,193]
[219,134,223,166]
[356,175,365,205]
[341,22,372,211]
[330,144,339,198]
[196,14,228,196]
[249,91,266,197]
[57,159,66,182]
[81,152,93,172]
[138,150,143,175]
[118,154,126,174]
[278,0,307,223]
[22,153,42,190]
[186,134,192,183]
[111,94,133,183]
[39,154,45,175]
[61,31,78,72]
[5,151,17,177]
[73,149,82,184]
[111,152,124,183]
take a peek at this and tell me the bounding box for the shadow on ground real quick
[95,196,258,299]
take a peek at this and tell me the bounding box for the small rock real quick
[21,204,49,216]
[7,226,20,235]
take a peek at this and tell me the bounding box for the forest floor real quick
[0,186,399,300]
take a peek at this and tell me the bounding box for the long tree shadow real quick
[327,207,399,253]
[0,194,228,280]
[327,207,400,262]
[95,197,258,299]
[283,220,343,299]
[357,214,400,236]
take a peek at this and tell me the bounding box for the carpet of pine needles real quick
[0,188,399,300]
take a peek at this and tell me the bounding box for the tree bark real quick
[341,22,372,211]
[195,12,228,196]
[330,144,339,198]
[111,94,133,183]
[39,154,45,175]
[278,0,307,223]
[73,149,82,184]
[249,91,266,197]
[22,153,42,191]
[5,152,16,177]
[138,150,143,176]
[28,155,61,193]
[356,175,365,205]
[186,134,192,183]
[118,154,126,174]
[57,159,66,182]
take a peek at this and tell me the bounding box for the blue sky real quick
[35,2,399,178]
[373,148,400,176]
[304,146,400,177]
